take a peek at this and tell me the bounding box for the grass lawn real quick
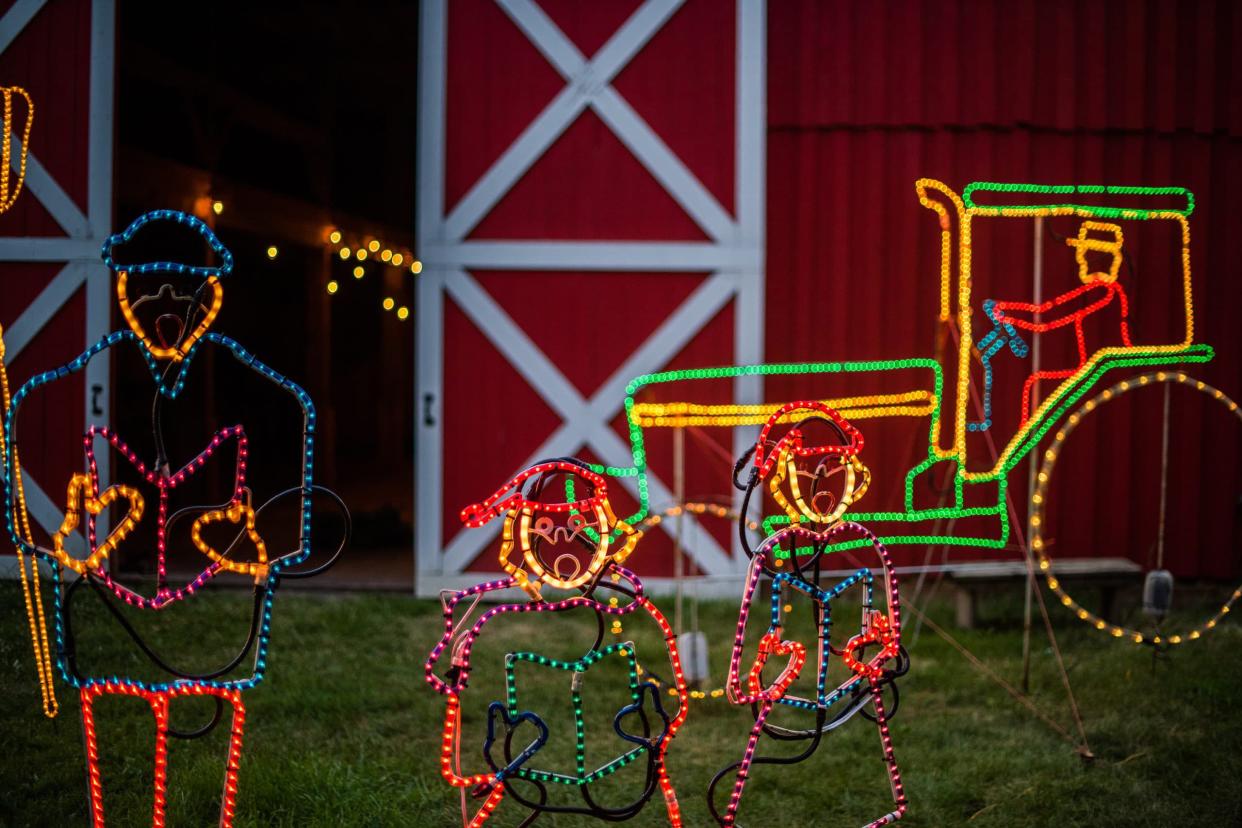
[2,582,1240,826]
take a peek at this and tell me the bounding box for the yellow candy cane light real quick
[0,86,32,213]
[0,88,51,714]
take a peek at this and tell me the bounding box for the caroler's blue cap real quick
[101,209,234,278]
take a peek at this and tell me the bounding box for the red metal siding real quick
[0,0,96,546]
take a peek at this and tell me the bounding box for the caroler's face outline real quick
[461,461,641,600]
[505,498,637,593]
[101,209,235,363]
[769,441,870,525]
[754,401,869,527]
[117,271,224,362]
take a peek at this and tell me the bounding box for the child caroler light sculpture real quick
[2,210,347,826]
[425,459,689,826]
[709,402,907,827]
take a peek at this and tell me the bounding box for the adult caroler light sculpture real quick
[2,210,346,826]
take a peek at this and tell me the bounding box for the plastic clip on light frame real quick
[1,210,349,826]
[426,461,689,826]
[708,405,908,826]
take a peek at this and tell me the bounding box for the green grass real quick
[2,583,1241,826]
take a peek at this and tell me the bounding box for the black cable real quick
[63,571,266,683]
[59,482,349,682]
[166,695,225,740]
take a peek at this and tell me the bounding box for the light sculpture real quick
[425,460,689,826]
[2,210,348,825]
[605,180,1235,645]
[709,402,907,826]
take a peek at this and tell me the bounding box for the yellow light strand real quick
[0,93,56,716]
[50,474,145,575]
[0,87,33,212]
[1030,372,1242,646]
[190,497,269,582]
[629,390,936,428]
[915,178,967,457]
[0,323,58,716]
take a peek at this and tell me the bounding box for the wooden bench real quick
[946,557,1143,628]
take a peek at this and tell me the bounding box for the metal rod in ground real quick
[673,425,685,636]
[1022,215,1045,694]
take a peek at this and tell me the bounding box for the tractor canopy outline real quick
[608,179,1210,556]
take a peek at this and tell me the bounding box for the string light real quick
[392,253,404,267]
[629,391,936,428]
[382,297,395,311]
[367,240,380,253]
[381,249,392,262]
[329,230,342,244]
[396,306,409,321]
[356,248,367,261]
[266,245,278,260]
[326,280,339,294]
[411,260,422,274]
[339,247,351,260]
[717,515,907,825]
[190,490,269,582]
[353,265,364,279]
[1029,372,1242,646]
[212,200,224,215]
[986,272,1132,425]
[49,472,144,575]
[55,425,261,609]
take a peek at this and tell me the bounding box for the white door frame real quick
[416,0,765,595]
[0,0,114,568]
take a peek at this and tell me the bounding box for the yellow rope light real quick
[0,90,55,716]
[190,495,269,581]
[629,390,936,428]
[117,272,223,362]
[50,474,144,574]
[1,328,58,716]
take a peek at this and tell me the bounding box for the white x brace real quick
[0,0,113,563]
[416,0,766,594]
